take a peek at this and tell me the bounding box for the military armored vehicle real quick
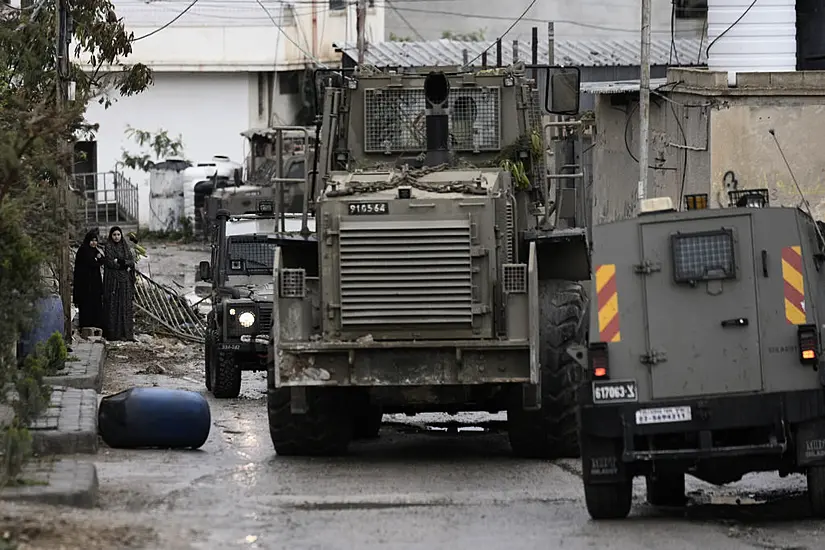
[201,126,314,238]
[266,63,593,456]
[574,189,825,519]
[198,208,317,398]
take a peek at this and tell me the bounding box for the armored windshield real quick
[226,237,277,274]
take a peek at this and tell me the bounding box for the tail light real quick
[589,342,609,379]
[798,324,819,366]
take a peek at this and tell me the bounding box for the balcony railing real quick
[74,171,139,228]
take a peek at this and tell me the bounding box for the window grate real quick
[671,229,736,283]
[502,264,527,294]
[227,238,277,273]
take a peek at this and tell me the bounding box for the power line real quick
[131,0,200,41]
[385,0,425,41]
[252,0,329,68]
[462,0,538,69]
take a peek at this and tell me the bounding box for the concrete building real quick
[73,0,385,228]
[587,69,825,226]
[585,0,825,226]
[384,0,706,41]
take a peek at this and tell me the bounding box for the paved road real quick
[83,354,825,550]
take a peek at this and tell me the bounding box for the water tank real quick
[707,0,796,72]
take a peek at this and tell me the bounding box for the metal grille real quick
[280,268,306,298]
[338,219,474,326]
[363,87,501,153]
[672,229,736,282]
[526,86,547,190]
[502,264,527,294]
[227,238,277,273]
[258,303,274,333]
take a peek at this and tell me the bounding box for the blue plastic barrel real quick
[18,294,64,359]
[98,387,212,449]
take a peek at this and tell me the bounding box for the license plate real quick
[592,379,638,404]
[347,202,389,215]
[635,406,692,425]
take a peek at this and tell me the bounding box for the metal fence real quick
[75,171,139,227]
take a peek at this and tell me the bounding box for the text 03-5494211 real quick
[592,379,638,404]
[348,202,389,215]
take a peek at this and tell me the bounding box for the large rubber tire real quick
[507,280,587,459]
[268,385,353,456]
[352,405,383,440]
[808,465,825,518]
[645,472,686,507]
[584,480,633,520]
[204,329,215,392]
[210,347,242,399]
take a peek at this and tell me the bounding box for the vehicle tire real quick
[584,479,633,520]
[507,280,587,459]
[645,472,686,507]
[204,329,215,392]
[268,385,353,456]
[808,465,825,518]
[210,347,242,399]
[352,405,383,440]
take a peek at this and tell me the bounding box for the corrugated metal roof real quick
[580,78,669,94]
[335,38,706,68]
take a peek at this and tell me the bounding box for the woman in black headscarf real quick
[102,226,136,341]
[72,229,105,329]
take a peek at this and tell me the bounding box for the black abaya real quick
[72,230,105,329]
[102,226,136,341]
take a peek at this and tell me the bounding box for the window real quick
[329,0,346,10]
[674,0,707,19]
[277,71,301,95]
[227,238,278,274]
[671,229,736,283]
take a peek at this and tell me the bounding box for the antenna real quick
[769,128,825,248]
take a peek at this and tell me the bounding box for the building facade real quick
[73,0,385,227]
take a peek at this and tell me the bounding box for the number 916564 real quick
[347,202,389,215]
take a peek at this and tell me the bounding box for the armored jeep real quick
[574,190,825,519]
[266,64,594,456]
[198,209,317,398]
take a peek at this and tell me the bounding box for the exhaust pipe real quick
[423,72,450,167]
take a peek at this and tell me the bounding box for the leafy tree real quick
[0,0,150,484]
[120,126,185,172]
[441,28,486,42]
[389,32,412,42]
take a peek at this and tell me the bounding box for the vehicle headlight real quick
[238,311,256,327]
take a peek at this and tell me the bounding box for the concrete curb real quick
[1,459,99,509]
[44,341,106,392]
[30,386,99,456]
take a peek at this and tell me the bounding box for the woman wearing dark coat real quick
[102,226,136,341]
[72,229,105,329]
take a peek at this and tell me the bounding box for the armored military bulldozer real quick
[574,190,825,519]
[202,126,315,239]
[267,63,591,456]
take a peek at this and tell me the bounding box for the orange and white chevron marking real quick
[595,264,621,342]
[782,246,806,325]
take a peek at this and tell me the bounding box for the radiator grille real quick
[338,219,474,326]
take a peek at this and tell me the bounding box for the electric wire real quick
[706,0,758,57]
[385,0,425,41]
[253,0,330,68]
[461,0,538,69]
[131,0,200,41]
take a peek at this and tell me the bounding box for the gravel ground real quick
[5,243,825,550]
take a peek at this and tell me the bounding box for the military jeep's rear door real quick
[641,213,763,399]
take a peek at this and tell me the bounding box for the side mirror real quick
[542,67,581,116]
[198,260,211,282]
[234,168,242,187]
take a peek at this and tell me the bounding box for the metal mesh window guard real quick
[363,87,501,153]
[227,238,277,273]
[672,229,736,282]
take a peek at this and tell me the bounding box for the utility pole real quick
[356,0,367,65]
[55,0,72,340]
[637,0,651,206]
